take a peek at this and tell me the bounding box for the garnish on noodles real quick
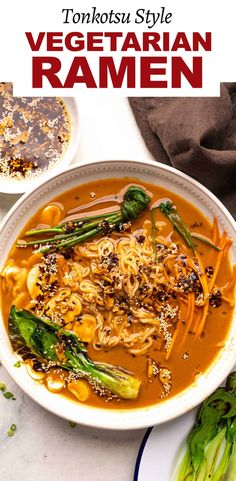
[0,179,235,408]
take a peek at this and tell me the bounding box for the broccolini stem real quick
[17,186,151,253]
[159,200,195,251]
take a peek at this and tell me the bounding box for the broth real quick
[0,177,235,409]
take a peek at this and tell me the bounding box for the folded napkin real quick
[129,83,236,219]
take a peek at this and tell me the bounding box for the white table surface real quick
[0,96,154,481]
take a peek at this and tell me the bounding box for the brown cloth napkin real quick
[129,83,236,219]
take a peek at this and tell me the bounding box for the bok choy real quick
[174,371,236,481]
[8,306,141,400]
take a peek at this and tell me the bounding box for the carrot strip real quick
[192,308,202,334]
[173,265,180,279]
[179,296,188,304]
[163,267,173,285]
[156,237,172,247]
[208,255,223,293]
[189,253,209,306]
[208,233,230,292]
[179,293,195,347]
[165,300,185,360]
[185,292,193,320]
[212,217,220,244]
[197,232,232,336]
[222,239,232,259]
[221,295,235,307]
[196,300,209,336]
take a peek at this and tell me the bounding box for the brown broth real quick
[1,177,235,410]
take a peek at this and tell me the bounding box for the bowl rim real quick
[0,96,81,195]
[0,158,235,430]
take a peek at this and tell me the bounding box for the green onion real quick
[68,421,76,429]
[7,424,17,437]
[14,361,21,368]
[3,391,14,399]
[0,382,6,391]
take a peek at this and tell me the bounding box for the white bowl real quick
[0,160,235,430]
[0,97,80,194]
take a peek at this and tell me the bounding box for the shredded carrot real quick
[196,231,232,336]
[212,217,220,244]
[173,264,180,279]
[163,267,173,284]
[165,300,185,359]
[221,295,235,308]
[221,230,228,244]
[179,296,188,304]
[222,239,232,259]
[196,300,209,336]
[156,236,172,247]
[185,292,193,320]
[190,253,209,306]
[196,231,232,337]
[208,232,231,293]
[179,293,195,347]
[192,308,203,334]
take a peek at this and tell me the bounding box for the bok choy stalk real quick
[17,186,151,254]
[8,306,141,400]
[174,371,236,481]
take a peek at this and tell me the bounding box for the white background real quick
[0,95,154,481]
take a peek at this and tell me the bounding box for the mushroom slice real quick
[68,380,90,402]
[45,375,65,393]
[27,264,41,299]
[26,362,45,381]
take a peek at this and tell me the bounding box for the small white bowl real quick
[0,160,235,430]
[0,97,80,194]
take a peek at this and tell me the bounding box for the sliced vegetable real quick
[13,361,21,368]
[3,391,15,399]
[158,201,195,251]
[7,424,17,437]
[174,371,236,481]
[17,186,151,253]
[191,232,221,251]
[8,306,141,400]
[68,421,76,429]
